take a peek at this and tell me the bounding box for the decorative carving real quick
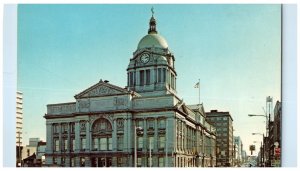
[80,121,86,132]
[92,118,112,133]
[83,86,120,97]
[117,119,124,130]
[90,114,114,125]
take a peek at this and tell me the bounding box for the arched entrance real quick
[90,118,113,167]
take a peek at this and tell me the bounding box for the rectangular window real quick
[148,120,154,129]
[70,157,74,167]
[117,157,123,167]
[54,139,59,152]
[163,68,166,82]
[62,124,68,133]
[100,138,107,150]
[53,157,57,164]
[158,119,166,129]
[81,138,86,150]
[138,137,143,149]
[63,139,68,151]
[108,137,112,150]
[148,136,154,150]
[70,123,75,133]
[140,70,144,86]
[158,68,162,82]
[137,158,142,167]
[117,135,123,151]
[148,157,153,167]
[146,69,150,85]
[53,124,58,133]
[223,117,228,120]
[159,136,165,149]
[130,72,134,86]
[61,157,65,165]
[159,157,164,167]
[93,138,98,150]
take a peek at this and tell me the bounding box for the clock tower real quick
[127,10,177,97]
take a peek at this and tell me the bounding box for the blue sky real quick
[17,4,281,156]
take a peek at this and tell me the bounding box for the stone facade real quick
[44,12,216,167]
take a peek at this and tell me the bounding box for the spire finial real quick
[148,7,157,34]
[151,7,154,16]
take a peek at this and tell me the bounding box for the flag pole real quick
[198,79,200,104]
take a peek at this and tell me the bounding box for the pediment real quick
[75,80,130,99]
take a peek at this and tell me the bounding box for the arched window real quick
[92,118,112,151]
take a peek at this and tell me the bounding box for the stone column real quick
[154,118,158,152]
[143,118,147,152]
[75,121,80,152]
[58,123,62,153]
[67,123,71,152]
[46,123,53,153]
[112,119,117,151]
[85,121,90,151]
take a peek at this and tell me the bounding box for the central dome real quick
[137,33,168,50]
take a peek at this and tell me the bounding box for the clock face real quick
[140,53,150,63]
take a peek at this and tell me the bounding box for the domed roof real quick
[137,33,168,50]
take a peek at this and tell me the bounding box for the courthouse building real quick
[44,12,216,167]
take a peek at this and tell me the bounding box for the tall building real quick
[16,91,23,166]
[44,11,216,167]
[205,110,234,167]
[233,136,243,166]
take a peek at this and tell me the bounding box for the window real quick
[62,124,68,133]
[53,124,59,134]
[138,137,143,149]
[117,135,123,151]
[108,137,112,150]
[54,139,59,152]
[61,157,65,165]
[159,157,164,167]
[81,138,86,150]
[100,138,107,150]
[70,157,74,167]
[146,69,150,85]
[93,138,98,150]
[70,123,75,133]
[158,119,166,129]
[137,158,142,167]
[71,139,75,151]
[130,72,134,86]
[158,68,162,82]
[140,70,144,86]
[159,136,165,149]
[63,139,68,151]
[148,120,154,129]
[53,157,57,164]
[148,136,154,150]
[223,117,228,120]
[163,68,166,82]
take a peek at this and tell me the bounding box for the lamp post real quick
[252,133,265,167]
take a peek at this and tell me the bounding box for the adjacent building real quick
[44,12,216,167]
[205,110,234,167]
[16,91,23,166]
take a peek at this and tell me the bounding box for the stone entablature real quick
[47,102,76,115]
